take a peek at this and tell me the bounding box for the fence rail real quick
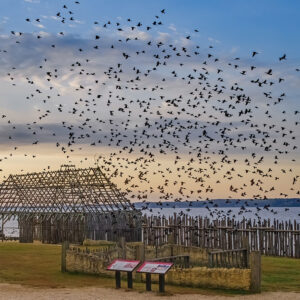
[209,248,248,268]
[142,214,300,258]
[150,255,190,268]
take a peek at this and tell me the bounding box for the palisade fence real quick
[141,214,300,258]
[2,213,299,258]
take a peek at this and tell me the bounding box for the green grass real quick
[0,242,299,295]
[261,255,300,292]
[0,242,110,288]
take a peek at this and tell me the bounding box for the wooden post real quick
[146,273,151,291]
[1,214,4,242]
[61,241,69,273]
[167,233,174,244]
[184,255,190,268]
[167,233,174,256]
[115,271,121,289]
[159,274,165,293]
[119,236,126,259]
[136,243,145,261]
[134,244,144,282]
[127,272,133,289]
[250,251,261,293]
[242,236,250,268]
[208,252,213,268]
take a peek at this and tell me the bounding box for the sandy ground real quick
[0,284,299,300]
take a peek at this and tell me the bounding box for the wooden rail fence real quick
[151,255,190,268]
[209,249,248,268]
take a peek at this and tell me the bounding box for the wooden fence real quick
[209,249,248,268]
[142,214,300,258]
[151,255,190,268]
[9,212,300,259]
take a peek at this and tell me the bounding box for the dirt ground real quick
[0,284,299,300]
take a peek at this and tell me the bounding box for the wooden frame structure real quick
[0,165,141,243]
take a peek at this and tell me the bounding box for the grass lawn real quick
[261,255,300,292]
[0,242,299,295]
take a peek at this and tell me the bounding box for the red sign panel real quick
[136,261,173,274]
[107,259,140,272]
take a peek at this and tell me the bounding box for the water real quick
[3,218,19,237]
[2,207,299,237]
[143,207,300,222]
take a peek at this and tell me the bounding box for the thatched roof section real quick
[0,165,134,219]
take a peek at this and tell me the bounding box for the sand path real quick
[0,283,299,300]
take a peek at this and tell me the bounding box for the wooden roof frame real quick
[0,165,135,221]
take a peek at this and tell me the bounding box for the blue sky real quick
[1,0,300,60]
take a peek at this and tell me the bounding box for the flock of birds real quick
[0,1,299,219]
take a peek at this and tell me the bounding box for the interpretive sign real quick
[137,261,173,293]
[137,261,173,274]
[107,259,140,272]
[107,259,140,289]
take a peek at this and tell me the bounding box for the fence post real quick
[167,233,174,244]
[135,243,145,282]
[1,214,4,242]
[136,243,145,261]
[208,252,213,268]
[242,236,250,268]
[250,251,261,293]
[167,233,174,256]
[184,255,190,268]
[61,240,69,273]
[118,236,126,259]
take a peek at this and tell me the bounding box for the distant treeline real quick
[134,198,300,209]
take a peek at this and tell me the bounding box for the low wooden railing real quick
[150,255,190,268]
[208,248,248,269]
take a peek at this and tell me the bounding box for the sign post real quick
[127,271,133,289]
[115,270,121,289]
[136,261,173,293]
[146,273,151,291]
[107,259,140,289]
[159,274,165,293]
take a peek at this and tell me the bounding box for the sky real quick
[1,0,300,58]
[0,0,299,202]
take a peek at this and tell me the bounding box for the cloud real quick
[24,0,40,3]
[0,17,9,24]
[168,24,177,32]
[156,32,171,43]
[117,26,150,41]
[41,15,60,21]
[74,20,85,25]
[230,46,239,54]
[208,37,221,44]
[33,23,45,29]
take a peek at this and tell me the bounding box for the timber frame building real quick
[0,165,141,243]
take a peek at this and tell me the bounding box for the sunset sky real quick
[0,0,299,201]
